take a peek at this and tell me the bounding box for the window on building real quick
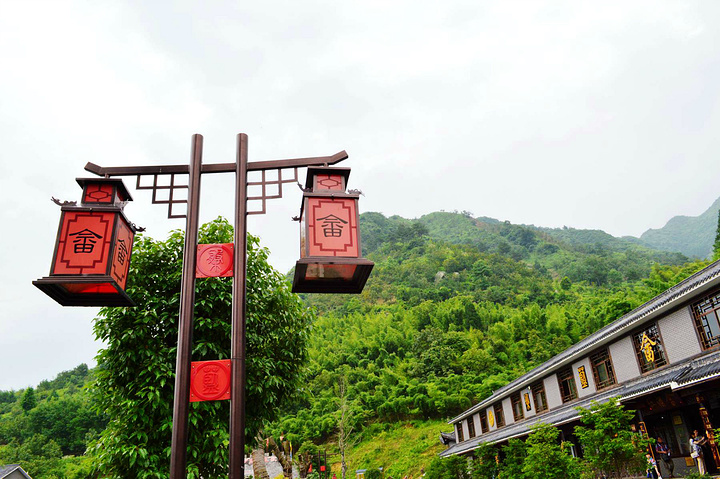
[494,403,505,428]
[691,290,720,350]
[511,393,524,421]
[631,322,668,373]
[456,422,464,442]
[479,410,489,433]
[467,417,476,438]
[557,367,578,403]
[531,381,548,412]
[590,349,616,389]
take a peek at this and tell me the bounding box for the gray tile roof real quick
[0,465,32,479]
[449,260,720,424]
[441,350,720,457]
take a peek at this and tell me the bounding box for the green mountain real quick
[639,196,720,259]
[360,211,688,287]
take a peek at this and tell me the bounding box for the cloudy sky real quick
[1,0,719,390]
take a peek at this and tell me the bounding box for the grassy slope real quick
[334,420,448,478]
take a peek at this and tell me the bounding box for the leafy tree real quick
[470,442,498,479]
[497,438,526,479]
[89,218,315,478]
[0,434,63,479]
[20,387,37,412]
[574,399,648,478]
[521,423,579,479]
[425,455,469,479]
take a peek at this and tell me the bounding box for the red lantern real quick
[292,167,373,294]
[33,178,138,306]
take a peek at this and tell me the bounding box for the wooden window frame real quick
[557,367,578,403]
[494,402,505,428]
[467,416,476,438]
[531,381,548,412]
[479,410,489,433]
[457,421,464,442]
[511,392,524,421]
[691,290,720,350]
[590,348,616,390]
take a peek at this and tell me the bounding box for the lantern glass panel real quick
[304,263,357,281]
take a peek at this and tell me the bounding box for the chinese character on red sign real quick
[307,198,358,257]
[196,244,234,278]
[190,360,232,402]
[53,212,116,275]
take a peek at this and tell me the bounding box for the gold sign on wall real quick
[577,365,589,389]
[524,392,532,411]
[640,333,657,363]
[488,410,495,427]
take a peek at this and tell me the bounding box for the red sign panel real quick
[111,218,134,289]
[190,360,232,402]
[82,183,115,204]
[52,211,117,275]
[196,244,234,278]
[314,174,345,191]
[307,197,359,257]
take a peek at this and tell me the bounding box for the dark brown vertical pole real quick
[169,134,204,479]
[229,133,249,479]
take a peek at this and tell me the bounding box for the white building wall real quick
[572,357,596,398]
[609,336,640,384]
[472,412,481,437]
[461,418,470,441]
[659,307,703,363]
[502,397,514,425]
[543,374,562,409]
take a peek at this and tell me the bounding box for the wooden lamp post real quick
[34,134,371,479]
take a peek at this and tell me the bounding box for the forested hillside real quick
[0,364,101,478]
[269,212,709,477]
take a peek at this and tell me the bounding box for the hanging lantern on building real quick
[292,166,373,294]
[33,178,139,306]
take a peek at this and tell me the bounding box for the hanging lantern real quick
[33,178,138,306]
[292,166,373,294]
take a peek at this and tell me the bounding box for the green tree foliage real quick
[497,439,526,479]
[425,455,469,479]
[469,443,498,479]
[574,399,648,478]
[0,434,63,478]
[521,423,579,479]
[89,218,315,479]
[21,387,37,412]
[0,364,105,479]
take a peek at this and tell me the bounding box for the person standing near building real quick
[645,453,661,479]
[654,437,674,478]
[690,430,708,475]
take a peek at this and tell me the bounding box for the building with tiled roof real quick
[441,260,720,477]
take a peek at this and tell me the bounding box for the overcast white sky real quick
[1,0,719,391]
